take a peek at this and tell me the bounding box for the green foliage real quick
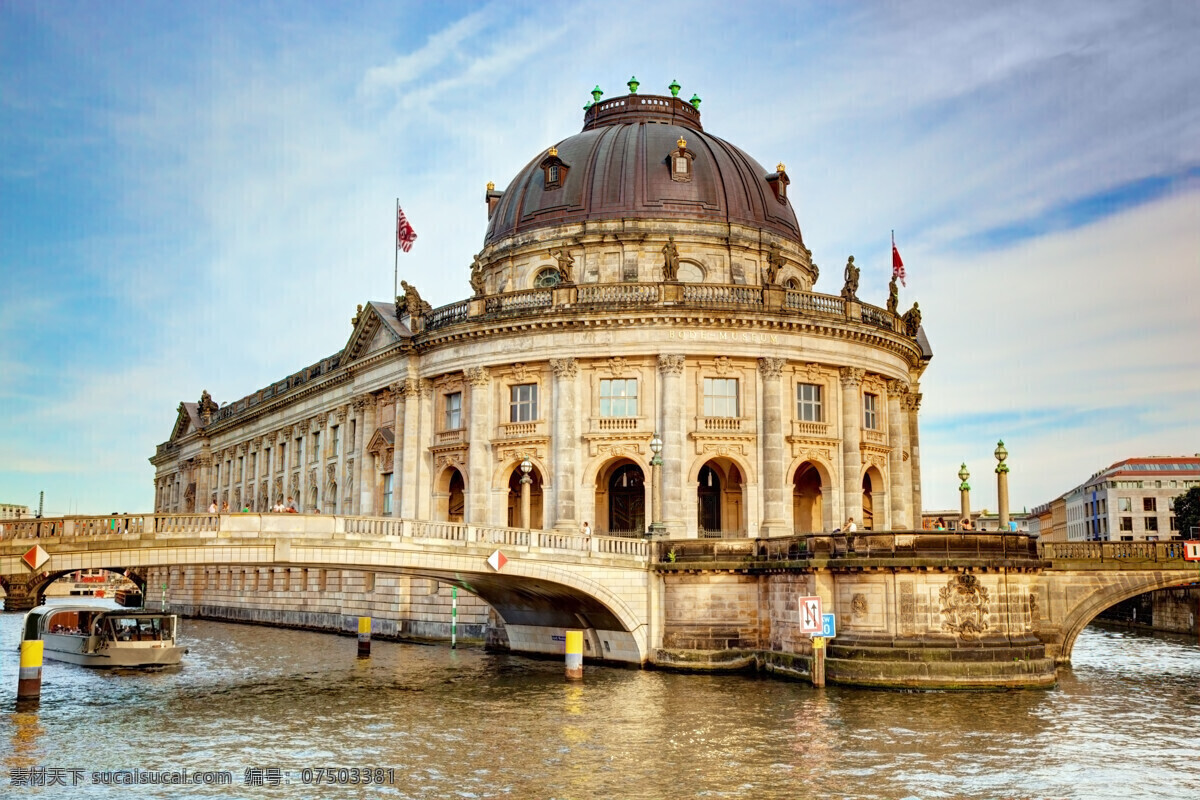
[1174,486,1200,538]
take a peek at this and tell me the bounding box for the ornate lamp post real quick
[648,434,665,538]
[994,441,1010,531]
[519,458,533,530]
[958,463,971,527]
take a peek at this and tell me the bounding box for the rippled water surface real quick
[3,608,1199,799]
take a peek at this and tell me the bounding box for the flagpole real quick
[393,197,399,302]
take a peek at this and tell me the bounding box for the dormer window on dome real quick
[670,136,695,183]
[766,163,790,204]
[540,147,569,191]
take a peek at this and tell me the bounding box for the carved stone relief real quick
[851,593,868,619]
[899,582,915,628]
[939,575,991,640]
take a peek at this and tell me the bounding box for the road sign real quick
[487,549,508,571]
[811,636,827,650]
[21,545,49,571]
[798,595,823,633]
[1183,541,1200,562]
[820,613,836,638]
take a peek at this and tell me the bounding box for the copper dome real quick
[484,93,803,247]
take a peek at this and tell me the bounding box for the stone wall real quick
[145,565,492,642]
[1098,587,1200,635]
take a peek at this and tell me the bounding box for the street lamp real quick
[958,463,971,527]
[995,440,1010,531]
[648,434,665,538]
[519,458,533,530]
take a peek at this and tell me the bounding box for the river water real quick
[3,606,1199,799]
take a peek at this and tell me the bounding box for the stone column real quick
[243,441,255,510]
[334,405,349,514]
[758,357,788,536]
[959,466,972,524]
[400,379,421,519]
[657,354,687,535]
[417,380,433,520]
[906,391,923,525]
[885,380,910,529]
[312,416,327,511]
[196,453,212,511]
[296,420,309,512]
[466,367,492,526]
[389,384,404,517]
[839,367,865,528]
[356,394,377,516]
[996,441,1010,530]
[549,358,578,531]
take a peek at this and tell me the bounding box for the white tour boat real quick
[22,604,185,668]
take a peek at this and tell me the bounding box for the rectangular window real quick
[1170,516,1178,531]
[349,420,356,452]
[250,453,257,478]
[796,383,823,422]
[295,437,303,468]
[510,384,538,422]
[1168,496,1176,511]
[332,426,340,457]
[264,448,271,475]
[312,431,320,462]
[1143,497,1157,512]
[278,444,286,472]
[445,392,463,429]
[382,473,394,515]
[238,457,244,482]
[1146,517,1159,531]
[703,378,739,417]
[1120,516,1133,531]
[214,464,220,490]
[863,393,879,430]
[1118,497,1132,512]
[600,379,638,417]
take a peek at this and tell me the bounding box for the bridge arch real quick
[1049,572,1199,664]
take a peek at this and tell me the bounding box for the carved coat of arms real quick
[939,575,990,640]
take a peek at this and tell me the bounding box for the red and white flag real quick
[396,205,417,252]
[891,236,906,287]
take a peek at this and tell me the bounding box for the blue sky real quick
[1,1,1198,516]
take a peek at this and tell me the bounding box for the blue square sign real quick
[820,613,836,638]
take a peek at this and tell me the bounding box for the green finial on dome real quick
[689,93,701,109]
[591,85,604,103]
[627,75,639,94]
[584,101,593,110]
[669,79,681,97]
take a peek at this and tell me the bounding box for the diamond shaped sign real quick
[22,545,49,572]
[487,549,507,572]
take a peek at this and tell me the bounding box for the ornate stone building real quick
[152,84,932,538]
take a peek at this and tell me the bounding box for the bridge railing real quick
[1,513,648,562]
[659,530,1044,564]
[1040,540,1191,562]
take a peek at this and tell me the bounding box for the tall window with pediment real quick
[797,383,823,422]
[703,378,738,417]
[444,392,462,429]
[863,393,879,430]
[600,379,638,417]
[510,384,538,422]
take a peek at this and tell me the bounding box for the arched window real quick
[534,268,561,288]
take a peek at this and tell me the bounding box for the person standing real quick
[581,521,591,537]
[844,517,857,533]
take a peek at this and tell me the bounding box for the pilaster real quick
[466,367,492,525]
[886,380,910,529]
[550,358,579,530]
[658,354,687,536]
[839,367,865,528]
[355,394,377,516]
[758,357,788,536]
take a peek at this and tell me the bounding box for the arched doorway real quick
[506,463,544,529]
[697,459,745,536]
[861,466,885,530]
[608,463,645,534]
[792,462,824,533]
[435,467,466,522]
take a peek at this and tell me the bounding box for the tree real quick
[1174,486,1200,539]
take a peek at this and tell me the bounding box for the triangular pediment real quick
[342,301,411,363]
[169,402,201,442]
[366,426,395,455]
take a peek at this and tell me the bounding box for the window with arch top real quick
[534,268,561,288]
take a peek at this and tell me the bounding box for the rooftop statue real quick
[902,301,922,337]
[551,248,576,284]
[840,255,860,302]
[661,236,680,282]
[469,254,486,298]
[399,280,433,318]
[887,277,899,315]
[764,247,785,286]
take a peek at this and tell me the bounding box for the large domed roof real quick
[484,92,802,247]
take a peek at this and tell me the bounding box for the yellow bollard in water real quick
[17,641,44,701]
[564,630,583,681]
[357,616,371,658]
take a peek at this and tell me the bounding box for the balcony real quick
[862,429,887,446]
[435,428,466,446]
[700,417,744,433]
[498,420,545,440]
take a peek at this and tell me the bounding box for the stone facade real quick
[147,89,932,645]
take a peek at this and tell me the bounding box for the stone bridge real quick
[3,517,1197,688]
[0,514,653,664]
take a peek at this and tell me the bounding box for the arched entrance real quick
[697,458,744,536]
[792,462,824,533]
[608,462,646,534]
[862,466,885,530]
[435,467,466,523]
[506,464,544,529]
